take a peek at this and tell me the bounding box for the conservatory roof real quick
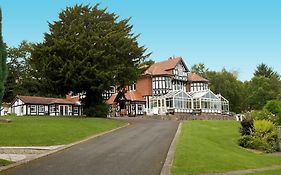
[188,90,219,99]
[217,94,229,102]
[166,90,191,98]
[151,90,191,99]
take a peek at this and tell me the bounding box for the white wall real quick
[11,99,25,116]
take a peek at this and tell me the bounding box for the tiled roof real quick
[17,95,78,105]
[125,91,145,102]
[144,57,182,75]
[106,94,117,105]
[187,73,209,82]
[106,91,145,105]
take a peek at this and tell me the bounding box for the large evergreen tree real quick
[254,63,280,80]
[32,4,149,117]
[0,8,7,105]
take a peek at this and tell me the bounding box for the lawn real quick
[0,116,125,146]
[0,159,11,167]
[172,120,281,175]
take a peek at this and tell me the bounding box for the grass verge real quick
[0,116,125,146]
[0,159,11,167]
[172,120,281,175]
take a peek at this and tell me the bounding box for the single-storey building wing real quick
[106,90,146,117]
[10,95,82,116]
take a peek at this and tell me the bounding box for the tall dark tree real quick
[32,4,149,117]
[254,63,280,80]
[0,8,7,105]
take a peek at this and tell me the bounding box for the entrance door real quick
[60,106,64,116]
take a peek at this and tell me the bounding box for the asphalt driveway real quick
[2,118,179,175]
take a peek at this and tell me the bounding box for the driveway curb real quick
[160,122,182,175]
[0,122,130,172]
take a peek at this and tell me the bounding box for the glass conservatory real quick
[189,90,223,113]
[149,90,192,115]
[217,94,229,114]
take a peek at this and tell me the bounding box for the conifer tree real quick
[32,4,149,117]
[0,8,8,105]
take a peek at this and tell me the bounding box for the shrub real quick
[253,120,277,138]
[83,103,109,118]
[263,100,281,125]
[238,135,252,148]
[246,110,278,124]
[263,100,281,116]
[240,113,253,136]
[239,119,279,153]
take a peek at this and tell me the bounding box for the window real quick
[39,105,44,113]
[50,105,56,113]
[152,77,171,96]
[193,99,200,109]
[74,107,78,113]
[30,105,36,113]
[65,106,68,115]
[21,106,24,113]
[138,105,142,111]
[128,83,136,91]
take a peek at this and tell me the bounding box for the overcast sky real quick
[2,0,281,81]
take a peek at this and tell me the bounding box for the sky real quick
[1,0,281,81]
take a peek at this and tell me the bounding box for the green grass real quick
[0,116,125,146]
[0,159,11,166]
[172,121,281,175]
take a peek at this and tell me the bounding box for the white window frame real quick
[30,105,36,113]
[39,105,44,113]
[74,107,79,113]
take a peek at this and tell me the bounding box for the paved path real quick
[2,118,179,175]
[201,164,281,175]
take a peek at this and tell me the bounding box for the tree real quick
[254,63,280,80]
[244,76,281,110]
[32,4,149,117]
[191,63,209,77]
[206,69,245,113]
[0,8,7,105]
[3,41,38,102]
